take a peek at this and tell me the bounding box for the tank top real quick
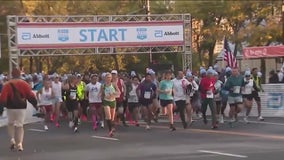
[104,84,116,102]
[242,79,254,95]
[68,84,78,101]
[52,81,62,97]
[128,83,139,103]
[40,87,53,105]
[115,79,124,102]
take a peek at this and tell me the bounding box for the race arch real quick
[7,14,192,73]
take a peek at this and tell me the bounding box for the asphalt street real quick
[0,117,284,160]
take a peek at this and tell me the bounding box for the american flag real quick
[223,38,237,68]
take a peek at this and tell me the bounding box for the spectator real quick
[269,70,279,83]
[0,68,37,151]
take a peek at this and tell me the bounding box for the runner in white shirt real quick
[126,76,140,126]
[51,73,62,128]
[242,70,256,123]
[85,74,103,130]
[172,71,190,129]
[36,80,54,131]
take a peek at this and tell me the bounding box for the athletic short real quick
[228,96,243,105]
[103,100,116,108]
[160,99,173,107]
[242,94,253,101]
[66,100,79,112]
[7,109,26,127]
[40,105,53,113]
[139,98,153,107]
[89,103,102,110]
[175,100,186,109]
[252,91,261,102]
[128,102,139,113]
[53,97,63,104]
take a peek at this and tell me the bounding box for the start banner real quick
[16,21,184,49]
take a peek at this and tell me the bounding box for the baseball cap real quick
[111,70,118,74]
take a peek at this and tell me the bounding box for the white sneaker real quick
[74,127,78,133]
[44,125,48,131]
[219,115,224,124]
[100,121,104,128]
[258,116,264,121]
[243,117,249,124]
[145,125,151,130]
[69,121,74,128]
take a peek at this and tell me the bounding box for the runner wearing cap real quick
[51,73,62,128]
[111,70,128,127]
[76,74,88,122]
[36,80,54,131]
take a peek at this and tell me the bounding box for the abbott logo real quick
[22,33,31,40]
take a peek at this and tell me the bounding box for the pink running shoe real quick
[50,114,54,122]
[55,122,60,128]
[93,124,97,130]
[81,115,87,122]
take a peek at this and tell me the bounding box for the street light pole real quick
[282,0,284,44]
[146,0,152,64]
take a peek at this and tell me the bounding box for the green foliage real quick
[0,0,282,73]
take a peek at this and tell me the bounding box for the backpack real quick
[7,83,27,108]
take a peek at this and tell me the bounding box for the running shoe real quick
[182,122,188,129]
[44,125,48,131]
[202,115,208,125]
[170,126,176,131]
[219,115,224,124]
[100,121,104,128]
[10,139,16,151]
[229,119,234,128]
[55,122,60,128]
[50,114,54,122]
[145,125,151,130]
[78,119,81,125]
[123,123,129,127]
[211,125,218,129]
[258,116,264,121]
[108,130,114,137]
[81,115,87,122]
[17,144,23,152]
[69,121,74,128]
[74,127,79,133]
[243,116,249,124]
[93,124,97,130]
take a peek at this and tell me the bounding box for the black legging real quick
[174,100,186,124]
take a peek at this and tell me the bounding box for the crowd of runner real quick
[0,66,265,137]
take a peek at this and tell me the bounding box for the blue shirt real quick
[159,80,173,100]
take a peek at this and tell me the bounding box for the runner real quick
[100,73,120,137]
[76,74,88,122]
[224,67,244,127]
[213,71,223,123]
[62,75,80,133]
[185,72,199,121]
[242,70,256,123]
[36,80,54,131]
[126,76,140,126]
[199,68,218,129]
[158,70,176,131]
[137,73,157,130]
[219,67,232,123]
[111,70,128,127]
[85,74,103,130]
[51,73,62,128]
[172,71,189,129]
[251,68,264,121]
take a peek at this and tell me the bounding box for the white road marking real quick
[246,120,284,126]
[91,136,119,141]
[28,129,46,132]
[198,150,248,158]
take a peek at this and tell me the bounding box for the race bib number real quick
[70,91,76,100]
[206,92,214,98]
[233,86,241,94]
[144,91,151,99]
